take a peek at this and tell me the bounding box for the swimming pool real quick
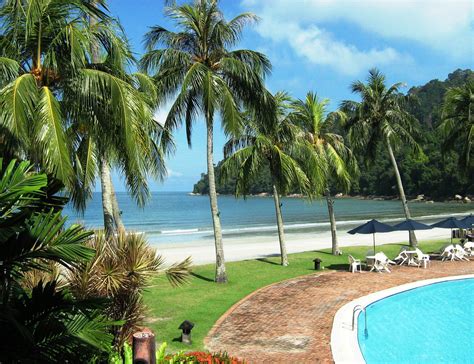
[358,278,474,363]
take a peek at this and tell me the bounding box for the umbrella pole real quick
[451,228,453,245]
[373,233,376,254]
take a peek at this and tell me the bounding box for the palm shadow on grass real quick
[190,272,214,282]
[256,257,281,266]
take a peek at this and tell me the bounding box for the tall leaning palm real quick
[341,69,421,246]
[141,0,272,282]
[291,92,357,255]
[440,81,474,170]
[221,92,314,266]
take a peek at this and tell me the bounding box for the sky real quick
[107,0,473,192]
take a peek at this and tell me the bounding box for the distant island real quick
[193,69,474,201]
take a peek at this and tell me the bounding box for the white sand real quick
[157,228,451,265]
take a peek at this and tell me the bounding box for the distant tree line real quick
[193,69,474,200]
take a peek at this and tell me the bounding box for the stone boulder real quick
[463,196,471,203]
[454,194,463,200]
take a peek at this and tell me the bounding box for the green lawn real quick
[143,239,451,353]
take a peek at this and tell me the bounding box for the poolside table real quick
[404,250,419,267]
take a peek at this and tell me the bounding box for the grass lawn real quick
[143,239,452,353]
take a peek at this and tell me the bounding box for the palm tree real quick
[0,0,168,236]
[221,92,314,266]
[440,81,474,170]
[291,92,357,255]
[141,0,272,282]
[341,69,421,246]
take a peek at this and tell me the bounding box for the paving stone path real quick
[205,260,474,363]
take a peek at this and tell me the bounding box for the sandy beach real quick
[156,228,452,265]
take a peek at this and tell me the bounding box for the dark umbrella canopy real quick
[431,217,471,244]
[348,219,394,254]
[431,217,471,229]
[348,219,394,234]
[392,219,432,231]
[460,214,474,227]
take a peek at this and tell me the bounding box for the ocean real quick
[64,192,474,245]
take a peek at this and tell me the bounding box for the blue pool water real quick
[358,278,474,363]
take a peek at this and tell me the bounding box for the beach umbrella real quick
[348,219,394,254]
[460,214,474,228]
[392,219,432,231]
[431,217,471,244]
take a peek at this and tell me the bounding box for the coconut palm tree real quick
[341,69,421,246]
[291,92,358,255]
[0,0,168,236]
[141,0,272,282]
[221,92,315,266]
[440,81,474,170]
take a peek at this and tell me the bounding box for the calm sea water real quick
[63,192,474,245]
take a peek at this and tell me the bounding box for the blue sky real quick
[108,0,473,192]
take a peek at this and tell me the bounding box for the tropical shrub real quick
[0,159,112,362]
[67,232,192,350]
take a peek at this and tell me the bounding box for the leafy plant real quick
[67,231,192,350]
[0,159,112,362]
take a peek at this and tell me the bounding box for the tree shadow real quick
[256,257,281,266]
[171,336,182,343]
[325,263,350,271]
[190,272,214,282]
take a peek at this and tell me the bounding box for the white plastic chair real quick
[414,248,430,268]
[394,248,409,265]
[348,255,362,273]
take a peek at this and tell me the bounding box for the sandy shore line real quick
[155,228,452,265]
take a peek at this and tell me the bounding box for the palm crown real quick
[291,92,357,192]
[140,0,273,140]
[440,81,473,169]
[341,68,421,162]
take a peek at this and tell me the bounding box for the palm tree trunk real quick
[206,113,227,283]
[110,178,125,233]
[326,188,339,255]
[386,139,418,246]
[273,184,289,266]
[100,158,116,237]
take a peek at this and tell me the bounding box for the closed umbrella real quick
[431,217,471,244]
[348,219,394,254]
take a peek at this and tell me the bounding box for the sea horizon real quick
[64,192,474,246]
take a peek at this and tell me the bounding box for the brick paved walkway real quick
[205,260,474,363]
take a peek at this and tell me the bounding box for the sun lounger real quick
[440,245,455,261]
[463,241,474,256]
[348,255,362,273]
[454,244,470,261]
[371,252,392,273]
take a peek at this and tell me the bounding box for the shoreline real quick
[156,228,453,265]
[188,192,473,203]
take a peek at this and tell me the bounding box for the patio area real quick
[205,259,474,363]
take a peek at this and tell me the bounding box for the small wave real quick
[143,210,474,237]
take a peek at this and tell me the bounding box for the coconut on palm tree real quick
[440,81,473,170]
[341,69,421,246]
[141,0,272,282]
[0,0,168,236]
[221,92,315,266]
[291,92,358,255]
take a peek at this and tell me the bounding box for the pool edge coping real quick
[330,273,474,364]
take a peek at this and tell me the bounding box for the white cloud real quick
[243,0,473,74]
[258,21,407,75]
[167,169,183,178]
